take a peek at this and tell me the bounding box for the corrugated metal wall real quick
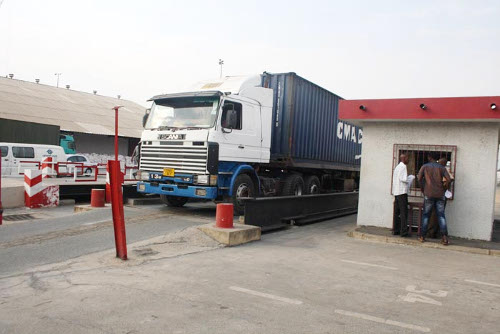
[262,73,362,170]
[73,132,130,156]
[0,118,59,145]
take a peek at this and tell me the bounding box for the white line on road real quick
[82,219,110,226]
[341,259,398,270]
[229,286,303,305]
[335,309,430,333]
[465,279,500,288]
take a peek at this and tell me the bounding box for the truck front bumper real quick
[137,182,218,199]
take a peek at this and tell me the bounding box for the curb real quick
[127,197,162,206]
[348,229,500,257]
[74,204,111,213]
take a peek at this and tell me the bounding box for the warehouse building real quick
[0,76,145,158]
[339,96,500,241]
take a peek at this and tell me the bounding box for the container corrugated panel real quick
[0,118,60,145]
[261,72,361,170]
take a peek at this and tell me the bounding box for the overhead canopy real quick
[339,96,500,125]
[0,76,146,138]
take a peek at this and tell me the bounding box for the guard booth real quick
[339,96,500,241]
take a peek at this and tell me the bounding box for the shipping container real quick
[262,72,362,171]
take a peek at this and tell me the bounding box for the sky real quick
[0,0,499,106]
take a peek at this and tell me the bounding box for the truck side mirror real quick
[142,108,151,128]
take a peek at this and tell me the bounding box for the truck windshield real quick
[146,97,220,130]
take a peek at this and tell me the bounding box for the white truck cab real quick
[137,75,273,213]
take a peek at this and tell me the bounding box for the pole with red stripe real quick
[110,106,127,260]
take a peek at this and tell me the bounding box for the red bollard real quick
[215,203,234,228]
[109,160,127,260]
[90,189,105,207]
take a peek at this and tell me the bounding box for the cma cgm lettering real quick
[337,122,363,144]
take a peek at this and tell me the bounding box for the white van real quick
[0,143,67,176]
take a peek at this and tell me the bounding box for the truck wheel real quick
[231,174,255,216]
[281,174,305,196]
[304,175,321,194]
[160,195,189,207]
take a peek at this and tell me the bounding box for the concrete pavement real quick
[1,214,499,333]
[0,202,215,275]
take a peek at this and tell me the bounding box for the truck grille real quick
[140,141,208,175]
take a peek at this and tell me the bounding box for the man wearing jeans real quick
[418,153,452,245]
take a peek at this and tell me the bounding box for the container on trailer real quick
[261,72,362,171]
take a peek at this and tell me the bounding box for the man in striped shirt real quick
[392,154,411,237]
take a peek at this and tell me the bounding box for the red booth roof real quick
[339,96,500,123]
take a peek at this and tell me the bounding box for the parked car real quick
[66,154,93,175]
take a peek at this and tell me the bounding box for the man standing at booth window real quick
[418,153,452,245]
[392,154,411,237]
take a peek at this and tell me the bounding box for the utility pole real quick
[219,59,224,78]
[54,73,62,88]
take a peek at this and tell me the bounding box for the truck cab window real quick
[221,102,242,130]
[0,146,7,157]
[12,147,35,159]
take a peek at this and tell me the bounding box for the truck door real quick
[1,145,10,176]
[219,99,261,163]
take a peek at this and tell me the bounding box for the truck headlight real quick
[194,175,209,185]
[139,171,150,181]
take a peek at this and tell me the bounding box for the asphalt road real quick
[1,207,499,333]
[0,202,216,276]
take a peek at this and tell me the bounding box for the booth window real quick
[392,144,457,199]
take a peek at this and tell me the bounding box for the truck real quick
[59,134,76,154]
[136,72,362,215]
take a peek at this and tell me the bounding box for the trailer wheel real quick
[231,174,255,216]
[304,175,321,194]
[281,174,305,196]
[160,195,189,207]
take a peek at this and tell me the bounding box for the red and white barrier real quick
[41,157,54,178]
[105,163,111,203]
[24,170,59,208]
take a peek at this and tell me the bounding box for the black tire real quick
[281,174,305,196]
[231,174,256,216]
[84,168,92,175]
[304,175,321,194]
[160,195,189,207]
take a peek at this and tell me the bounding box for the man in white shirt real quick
[392,154,411,237]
